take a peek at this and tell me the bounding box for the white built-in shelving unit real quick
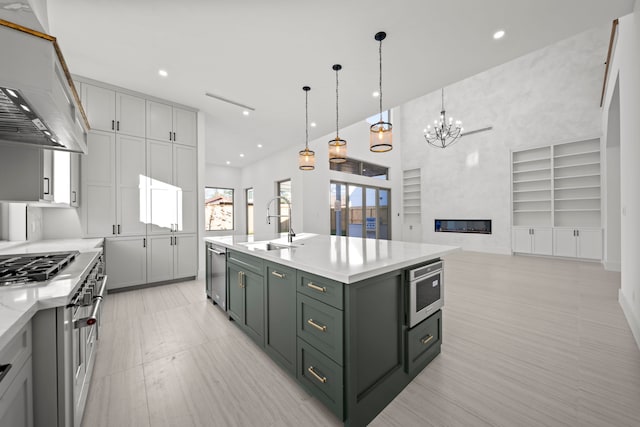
[402,168,421,223]
[511,138,602,260]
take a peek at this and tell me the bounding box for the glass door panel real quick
[365,187,377,238]
[378,189,389,239]
[331,183,347,236]
[348,184,363,237]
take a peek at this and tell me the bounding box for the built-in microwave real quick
[408,260,444,328]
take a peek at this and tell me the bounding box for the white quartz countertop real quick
[0,239,104,350]
[205,233,459,284]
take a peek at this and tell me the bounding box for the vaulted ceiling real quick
[47,0,634,167]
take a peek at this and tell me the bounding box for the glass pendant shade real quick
[328,137,346,163]
[298,147,315,170]
[370,121,392,152]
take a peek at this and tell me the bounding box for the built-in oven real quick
[408,260,444,328]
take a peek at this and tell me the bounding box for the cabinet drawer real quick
[297,338,343,420]
[405,310,441,376]
[297,271,343,309]
[0,322,32,399]
[228,250,263,276]
[297,294,343,364]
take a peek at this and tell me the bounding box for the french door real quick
[330,181,390,239]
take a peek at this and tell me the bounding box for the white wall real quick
[397,26,608,254]
[603,4,640,349]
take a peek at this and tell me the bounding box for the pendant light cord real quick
[379,39,383,122]
[335,68,339,138]
[441,88,444,112]
[305,89,309,149]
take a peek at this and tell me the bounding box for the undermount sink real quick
[241,241,301,251]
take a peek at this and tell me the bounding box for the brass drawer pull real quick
[421,335,434,345]
[238,271,245,288]
[307,366,327,384]
[307,319,327,332]
[307,282,326,293]
[271,271,285,279]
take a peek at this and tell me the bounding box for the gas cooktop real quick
[0,251,79,286]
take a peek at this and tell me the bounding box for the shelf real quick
[513,189,551,193]
[513,167,551,174]
[553,149,599,159]
[512,157,551,165]
[554,185,600,191]
[554,197,600,201]
[554,173,600,180]
[514,198,552,203]
[513,209,552,213]
[513,178,551,184]
[554,209,600,212]
[553,162,599,169]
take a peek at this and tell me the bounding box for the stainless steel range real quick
[22,250,108,427]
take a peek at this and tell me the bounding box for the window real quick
[205,187,233,231]
[246,188,254,235]
[330,181,390,239]
[277,179,291,233]
[366,110,390,125]
[329,157,389,180]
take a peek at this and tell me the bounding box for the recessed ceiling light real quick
[372,91,380,98]
[158,69,168,77]
[240,153,245,157]
[310,122,317,127]
[242,110,250,116]
[257,144,263,148]
[493,30,505,40]
[226,161,230,165]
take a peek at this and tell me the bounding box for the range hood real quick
[0,19,89,153]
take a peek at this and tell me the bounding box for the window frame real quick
[204,186,235,232]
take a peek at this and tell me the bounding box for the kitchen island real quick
[205,233,458,426]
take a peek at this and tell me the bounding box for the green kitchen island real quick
[204,233,458,427]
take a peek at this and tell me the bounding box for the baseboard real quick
[619,289,640,352]
[604,260,621,272]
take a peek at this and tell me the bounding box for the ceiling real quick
[46,0,634,168]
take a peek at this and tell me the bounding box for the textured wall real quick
[398,25,608,253]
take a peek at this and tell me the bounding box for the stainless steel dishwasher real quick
[206,243,227,312]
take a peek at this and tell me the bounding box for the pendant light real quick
[329,64,347,163]
[370,31,392,152]
[298,86,315,170]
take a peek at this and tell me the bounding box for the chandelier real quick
[370,31,392,152]
[423,88,463,148]
[298,86,315,170]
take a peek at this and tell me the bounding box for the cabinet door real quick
[84,131,117,237]
[82,84,115,132]
[172,107,197,147]
[105,237,147,289]
[147,140,175,235]
[116,135,147,236]
[553,229,577,257]
[116,93,146,137]
[265,263,296,373]
[531,227,553,255]
[512,228,532,254]
[174,234,197,279]
[0,358,33,427]
[227,262,245,323]
[577,229,602,260]
[147,235,174,283]
[243,269,264,346]
[41,149,54,201]
[146,100,173,142]
[173,145,197,234]
[70,153,80,207]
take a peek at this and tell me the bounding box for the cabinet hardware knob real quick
[143,238,146,248]
[173,132,176,141]
[169,131,172,141]
[238,271,245,288]
[307,319,327,332]
[271,271,285,279]
[306,283,326,293]
[112,224,116,235]
[111,120,115,130]
[421,335,434,345]
[72,191,77,203]
[117,224,121,234]
[307,366,327,384]
[116,121,120,131]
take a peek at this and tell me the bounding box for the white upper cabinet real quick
[116,135,147,236]
[146,100,197,147]
[82,83,145,137]
[83,131,117,237]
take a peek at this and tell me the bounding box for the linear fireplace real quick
[434,219,492,234]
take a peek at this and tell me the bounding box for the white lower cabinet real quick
[512,227,552,255]
[0,323,32,427]
[105,237,147,290]
[553,228,602,260]
[147,234,197,283]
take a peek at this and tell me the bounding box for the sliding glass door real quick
[330,181,390,240]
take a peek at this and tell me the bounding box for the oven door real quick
[408,267,444,328]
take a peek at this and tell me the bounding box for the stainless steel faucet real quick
[266,196,295,243]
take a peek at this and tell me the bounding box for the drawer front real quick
[297,294,343,364]
[0,322,32,399]
[297,271,343,309]
[297,338,343,420]
[227,250,263,276]
[406,310,441,376]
